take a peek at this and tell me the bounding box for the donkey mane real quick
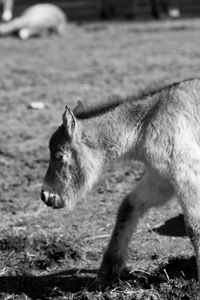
[74,78,197,120]
[74,87,159,120]
[74,98,123,119]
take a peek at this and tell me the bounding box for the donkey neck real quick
[81,95,158,162]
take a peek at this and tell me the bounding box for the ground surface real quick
[0,19,200,299]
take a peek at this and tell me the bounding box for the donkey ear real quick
[73,100,85,116]
[62,105,76,139]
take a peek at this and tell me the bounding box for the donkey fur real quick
[41,78,200,287]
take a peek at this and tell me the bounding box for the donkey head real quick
[41,104,102,209]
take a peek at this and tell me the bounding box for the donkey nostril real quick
[41,190,48,203]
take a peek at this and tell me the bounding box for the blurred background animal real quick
[0,3,67,39]
[0,0,14,22]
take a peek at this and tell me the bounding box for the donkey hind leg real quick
[175,147,200,283]
[97,169,174,286]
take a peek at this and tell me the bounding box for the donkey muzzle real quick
[41,190,65,209]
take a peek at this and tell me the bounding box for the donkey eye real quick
[53,152,63,161]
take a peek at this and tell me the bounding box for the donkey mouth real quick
[41,191,65,209]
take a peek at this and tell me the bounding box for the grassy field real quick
[1,18,200,299]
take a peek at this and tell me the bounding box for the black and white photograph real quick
[0,0,200,299]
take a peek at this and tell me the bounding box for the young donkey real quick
[0,3,66,39]
[41,78,200,286]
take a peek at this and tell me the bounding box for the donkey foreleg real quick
[97,169,174,286]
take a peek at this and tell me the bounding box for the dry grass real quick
[1,18,200,299]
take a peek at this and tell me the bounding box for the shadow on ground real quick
[152,214,187,237]
[0,256,197,299]
[0,268,97,299]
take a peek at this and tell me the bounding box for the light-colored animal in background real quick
[1,0,14,21]
[0,3,66,39]
[41,78,200,289]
